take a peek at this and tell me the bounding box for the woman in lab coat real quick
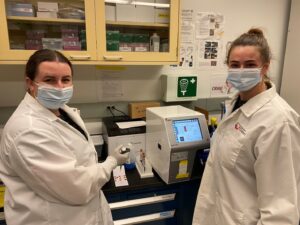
[193,28,300,225]
[0,49,129,225]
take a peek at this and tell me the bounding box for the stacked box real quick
[42,38,63,50]
[80,29,87,50]
[119,33,133,52]
[25,30,45,50]
[106,30,119,51]
[133,34,149,52]
[7,3,35,17]
[36,2,58,18]
[61,26,81,51]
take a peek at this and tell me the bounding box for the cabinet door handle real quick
[69,55,91,60]
[103,55,123,61]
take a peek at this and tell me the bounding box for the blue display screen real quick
[172,119,203,143]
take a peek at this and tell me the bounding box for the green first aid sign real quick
[177,76,197,97]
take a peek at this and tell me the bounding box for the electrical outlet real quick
[106,105,114,110]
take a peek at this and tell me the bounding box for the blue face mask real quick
[226,68,262,92]
[36,84,73,109]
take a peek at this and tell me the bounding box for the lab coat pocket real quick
[219,135,243,169]
[215,193,244,225]
[48,197,98,225]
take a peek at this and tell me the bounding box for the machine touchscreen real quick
[172,118,203,143]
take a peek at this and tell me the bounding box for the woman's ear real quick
[261,63,270,76]
[25,77,34,94]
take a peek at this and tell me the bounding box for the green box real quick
[133,34,149,43]
[106,41,119,51]
[119,33,133,43]
[106,30,120,41]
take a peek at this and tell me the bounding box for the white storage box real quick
[116,4,136,22]
[135,0,155,23]
[37,11,57,18]
[37,2,58,12]
[155,0,169,23]
[105,4,116,21]
[155,8,169,23]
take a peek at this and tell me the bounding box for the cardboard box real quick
[129,101,161,119]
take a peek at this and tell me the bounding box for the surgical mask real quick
[35,84,73,109]
[227,68,262,92]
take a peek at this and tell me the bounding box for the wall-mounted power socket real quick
[106,105,114,110]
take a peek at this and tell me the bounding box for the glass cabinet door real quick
[0,0,97,61]
[96,0,179,64]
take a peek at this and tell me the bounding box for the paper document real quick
[113,166,129,187]
[116,121,146,129]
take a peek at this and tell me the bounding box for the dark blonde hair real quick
[226,28,271,65]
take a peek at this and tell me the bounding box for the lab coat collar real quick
[60,105,87,134]
[239,83,277,118]
[24,93,89,139]
[24,93,72,122]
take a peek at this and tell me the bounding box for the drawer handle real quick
[109,193,175,210]
[69,55,91,60]
[103,55,123,61]
[113,210,175,225]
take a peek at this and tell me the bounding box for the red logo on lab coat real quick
[234,122,246,135]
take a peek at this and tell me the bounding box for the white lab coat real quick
[0,93,117,225]
[193,84,300,225]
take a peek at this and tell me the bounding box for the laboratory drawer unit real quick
[103,169,201,225]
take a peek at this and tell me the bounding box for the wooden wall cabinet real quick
[0,0,179,65]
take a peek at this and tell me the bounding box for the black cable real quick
[107,106,115,117]
[111,106,128,117]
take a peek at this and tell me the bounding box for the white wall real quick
[280,0,300,113]
[161,0,291,98]
[0,0,292,123]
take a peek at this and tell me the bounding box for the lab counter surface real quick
[102,162,204,225]
[102,165,203,194]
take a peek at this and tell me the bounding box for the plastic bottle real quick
[122,143,136,170]
[150,33,160,52]
[209,117,218,137]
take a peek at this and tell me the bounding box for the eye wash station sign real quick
[161,75,198,102]
[177,76,197,98]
